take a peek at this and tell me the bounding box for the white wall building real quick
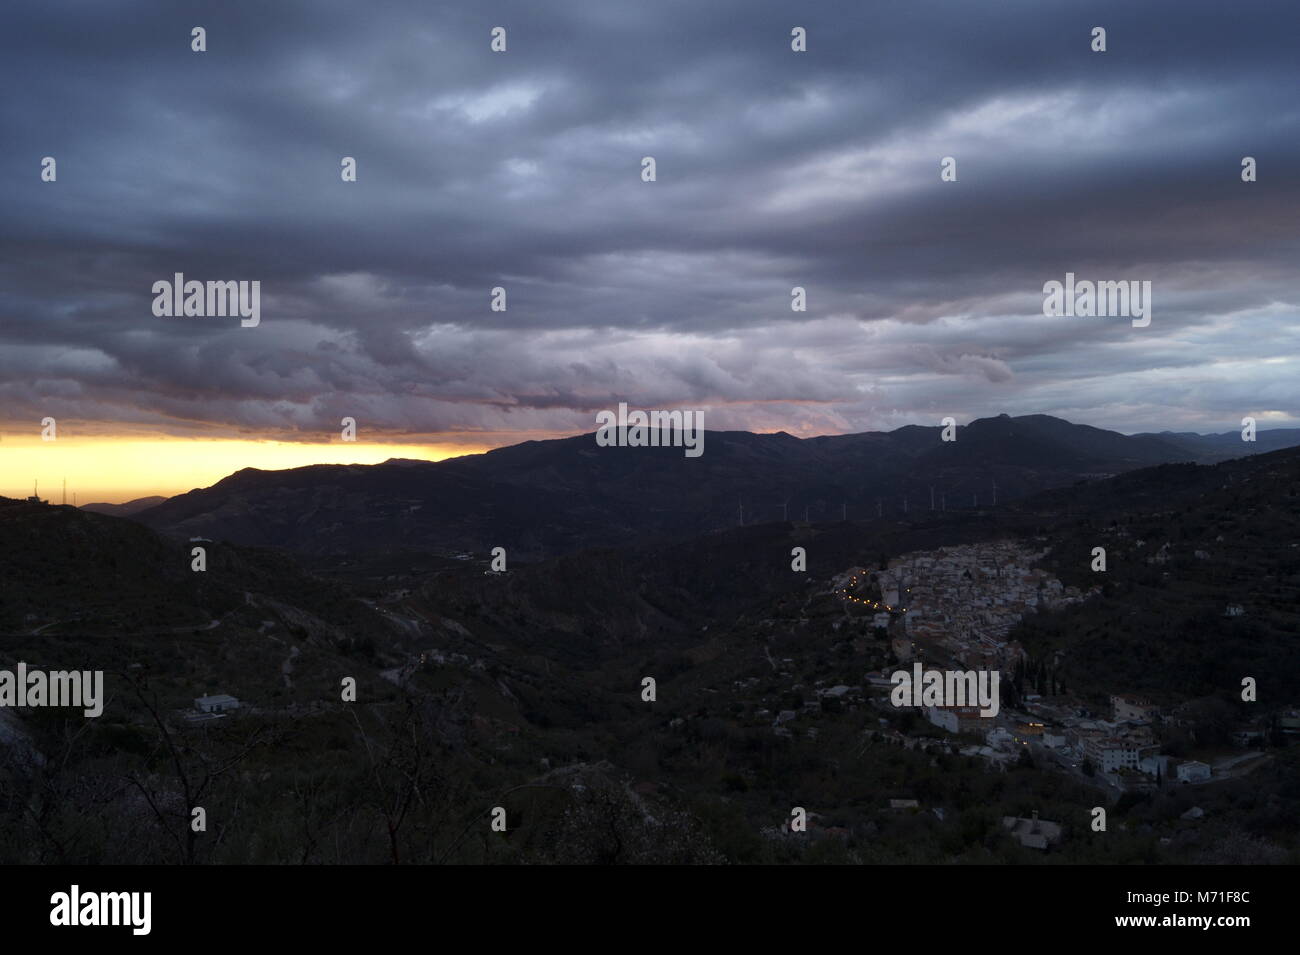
[926,706,959,733]
[1086,737,1143,772]
[1111,694,1158,723]
[195,694,240,714]
[986,726,1015,750]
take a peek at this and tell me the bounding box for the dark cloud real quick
[1,0,1297,444]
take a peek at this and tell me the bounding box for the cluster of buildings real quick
[839,541,1097,674]
[700,538,1281,801]
[830,544,1246,790]
[894,692,1219,786]
[1021,694,1216,785]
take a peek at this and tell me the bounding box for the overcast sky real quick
[2,0,1298,450]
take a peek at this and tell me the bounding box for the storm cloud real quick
[2,0,1297,444]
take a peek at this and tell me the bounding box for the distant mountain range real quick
[79,495,167,517]
[130,414,1300,559]
[1134,428,1300,456]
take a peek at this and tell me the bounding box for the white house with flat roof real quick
[195,694,240,714]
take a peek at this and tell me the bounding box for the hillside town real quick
[852,540,1098,672]
[703,538,1289,841]
[866,543,1281,792]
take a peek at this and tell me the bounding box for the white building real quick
[925,705,987,735]
[986,726,1015,750]
[1086,737,1144,772]
[926,706,959,733]
[1111,694,1158,723]
[195,694,240,714]
[1176,760,1211,783]
[1002,812,1062,850]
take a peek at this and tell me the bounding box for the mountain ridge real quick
[130,414,1300,558]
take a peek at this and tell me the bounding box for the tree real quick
[120,669,273,865]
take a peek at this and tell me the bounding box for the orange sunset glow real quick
[0,434,502,505]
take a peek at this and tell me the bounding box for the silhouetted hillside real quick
[132,415,1298,559]
[3,447,1299,866]
[0,497,386,648]
[79,495,167,516]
